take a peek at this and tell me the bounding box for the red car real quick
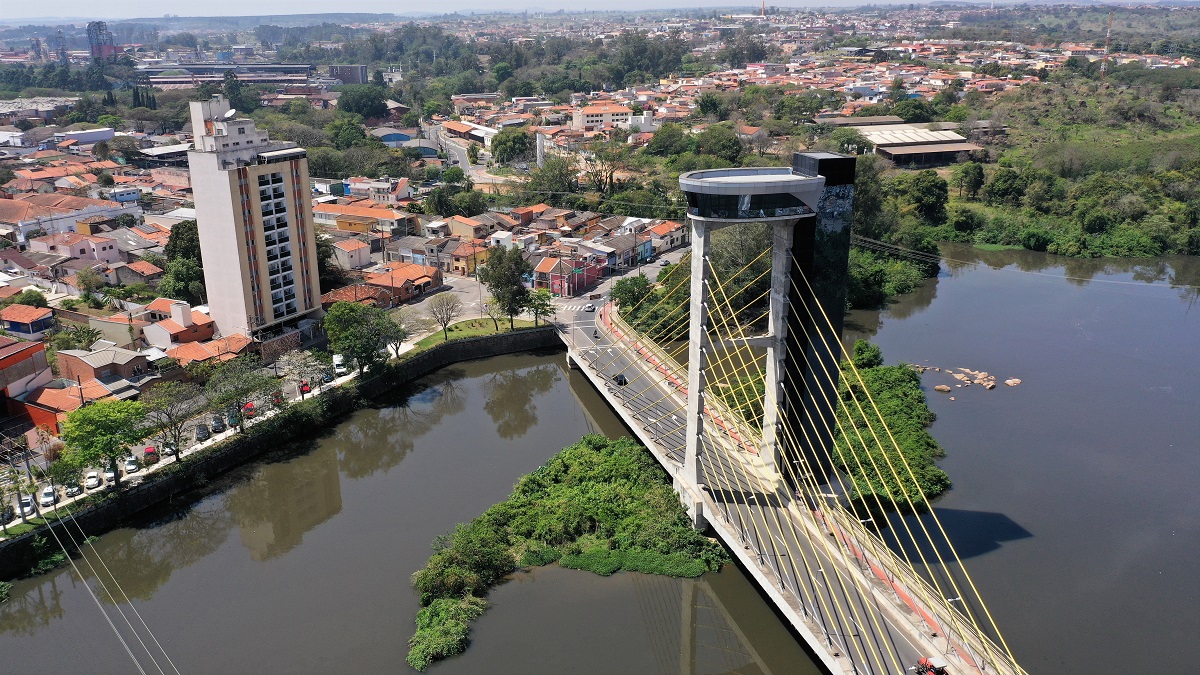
[299,380,311,394]
[271,390,284,405]
[243,402,257,419]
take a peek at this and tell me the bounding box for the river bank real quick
[0,327,562,583]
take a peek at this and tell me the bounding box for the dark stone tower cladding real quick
[782,153,856,486]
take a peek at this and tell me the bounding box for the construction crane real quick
[1100,9,1114,78]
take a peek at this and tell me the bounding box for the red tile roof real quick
[0,304,52,324]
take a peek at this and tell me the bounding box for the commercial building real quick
[329,65,369,85]
[186,94,322,338]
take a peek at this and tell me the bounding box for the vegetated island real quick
[406,434,730,670]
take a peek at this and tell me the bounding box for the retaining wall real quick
[0,327,561,580]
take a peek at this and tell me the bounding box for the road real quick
[561,306,1006,675]
[429,123,508,185]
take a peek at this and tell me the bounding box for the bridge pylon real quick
[678,153,856,501]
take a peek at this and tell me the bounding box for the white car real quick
[38,485,57,507]
[583,303,596,312]
[19,494,35,517]
[103,466,116,482]
[123,456,140,474]
[85,472,103,489]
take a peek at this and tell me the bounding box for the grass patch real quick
[972,243,1023,252]
[407,435,730,670]
[414,318,537,350]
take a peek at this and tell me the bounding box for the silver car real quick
[38,485,57,507]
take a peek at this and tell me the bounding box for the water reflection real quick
[939,243,1200,302]
[0,577,66,637]
[229,444,342,561]
[482,364,560,439]
[337,370,467,479]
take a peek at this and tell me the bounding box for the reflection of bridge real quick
[559,154,1026,675]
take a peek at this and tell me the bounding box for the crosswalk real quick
[555,302,601,312]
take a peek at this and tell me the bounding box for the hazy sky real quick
[4,0,837,22]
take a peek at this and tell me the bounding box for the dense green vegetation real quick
[835,341,949,510]
[407,435,729,670]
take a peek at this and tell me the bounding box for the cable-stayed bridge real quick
[557,154,1026,675]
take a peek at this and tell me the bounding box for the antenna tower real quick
[1100,9,1114,79]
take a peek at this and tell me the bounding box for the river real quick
[844,244,1200,673]
[1,245,1197,673]
[0,353,819,674]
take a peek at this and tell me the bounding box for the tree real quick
[828,128,872,154]
[695,125,742,163]
[645,122,693,156]
[326,118,369,150]
[526,288,554,326]
[491,127,532,164]
[61,399,147,490]
[222,71,247,111]
[696,92,724,118]
[65,324,102,349]
[951,161,985,199]
[426,294,464,340]
[611,275,654,311]
[851,339,884,368]
[206,356,273,431]
[477,246,532,329]
[581,141,627,196]
[157,258,206,305]
[323,302,406,374]
[491,62,514,83]
[442,166,467,185]
[8,288,47,308]
[91,140,111,160]
[75,267,105,297]
[450,190,487,217]
[276,349,326,399]
[524,156,576,205]
[337,85,389,120]
[142,380,202,458]
[484,300,506,332]
[164,219,201,264]
[892,169,949,225]
[467,143,481,165]
[96,171,114,187]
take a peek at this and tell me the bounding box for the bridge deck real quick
[561,309,1021,675]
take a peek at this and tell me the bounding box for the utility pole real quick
[1100,10,1114,79]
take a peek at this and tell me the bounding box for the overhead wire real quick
[51,501,181,675]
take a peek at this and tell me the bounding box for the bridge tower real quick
[677,153,856,505]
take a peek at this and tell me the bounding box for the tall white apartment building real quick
[187,95,322,338]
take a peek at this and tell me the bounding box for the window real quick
[238,127,246,135]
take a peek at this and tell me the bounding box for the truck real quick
[332,354,348,376]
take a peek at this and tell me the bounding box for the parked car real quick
[38,485,57,507]
[210,415,227,433]
[271,390,284,406]
[194,423,211,442]
[103,465,117,482]
[143,447,160,465]
[299,380,311,394]
[123,456,140,474]
[85,472,103,489]
[660,258,670,266]
[584,303,596,312]
[227,409,240,428]
[333,354,348,376]
[65,483,84,497]
[0,504,13,523]
[161,443,177,457]
[242,402,257,419]
[19,494,35,517]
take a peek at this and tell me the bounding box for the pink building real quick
[27,232,122,264]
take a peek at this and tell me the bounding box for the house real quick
[450,240,489,276]
[320,284,397,310]
[386,235,432,265]
[647,220,687,252]
[56,345,153,384]
[0,337,53,411]
[363,263,442,303]
[368,127,413,148]
[142,301,216,350]
[532,256,605,296]
[331,238,372,270]
[27,232,122,264]
[166,333,255,367]
[444,215,496,240]
[88,312,151,349]
[0,304,54,339]
[343,176,413,205]
[572,104,633,131]
[16,378,113,431]
[109,260,164,286]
